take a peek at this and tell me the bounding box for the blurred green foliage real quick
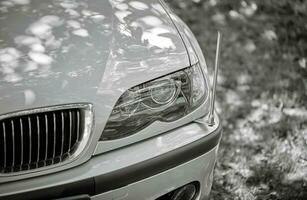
[166,0,307,199]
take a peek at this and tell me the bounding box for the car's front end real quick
[0,0,222,199]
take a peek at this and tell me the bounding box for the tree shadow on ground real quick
[246,163,307,200]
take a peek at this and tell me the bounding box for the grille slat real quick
[0,107,85,174]
[52,113,56,162]
[68,111,72,152]
[19,119,24,167]
[60,112,64,160]
[11,120,15,168]
[2,122,6,168]
[36,116,40,164]
[28,117,32,166]
[44,114,48,162]
[76,110,80,142]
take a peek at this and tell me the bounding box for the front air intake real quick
[0,104,93,174]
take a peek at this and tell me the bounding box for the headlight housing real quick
[100,63,209,140]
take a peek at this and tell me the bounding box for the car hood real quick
[0,0,189,123]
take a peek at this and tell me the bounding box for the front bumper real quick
[93,145,219,200]
[0,114,222,200]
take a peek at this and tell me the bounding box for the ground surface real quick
[166,0,307,199]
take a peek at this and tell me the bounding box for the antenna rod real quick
[207,31,221,126]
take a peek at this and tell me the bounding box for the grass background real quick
[166,0,307,199]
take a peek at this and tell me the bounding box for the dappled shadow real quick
[0,0,189,121]
[167,0,307,199]
[246,162,307,200]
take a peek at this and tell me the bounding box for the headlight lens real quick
[100,63,208,140]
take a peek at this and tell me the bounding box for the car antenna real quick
[207,31,221,126]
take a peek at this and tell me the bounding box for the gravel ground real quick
[166,0,307,199]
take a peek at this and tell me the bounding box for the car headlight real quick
[100,63,209,140]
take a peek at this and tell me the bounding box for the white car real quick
[0,0,222,199]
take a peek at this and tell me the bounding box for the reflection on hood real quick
[0,0,189,116]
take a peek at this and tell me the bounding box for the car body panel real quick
[0,0,189,117]
[0,0,195,181]
[159,0,197,66]
[0,0,212,159]
[0,1,219,196]
[0,114,220,199]
[92,147,218,200]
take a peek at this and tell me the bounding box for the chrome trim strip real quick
[0,104,91,121]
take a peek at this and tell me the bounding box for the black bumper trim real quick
[2,178,95,200]
[94,122,222,193]
[1,123,222,200]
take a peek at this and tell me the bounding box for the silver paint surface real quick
[0,0,216,183]
[0,114,220,198]
[0,0,190,152]
[0,0,188,116]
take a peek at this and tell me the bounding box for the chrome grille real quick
[0,105,91,174]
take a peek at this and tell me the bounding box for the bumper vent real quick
[0,104,93,174]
